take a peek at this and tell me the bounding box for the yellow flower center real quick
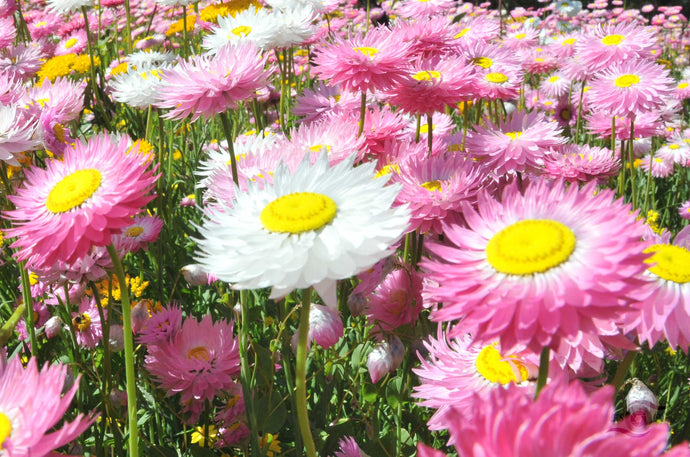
[562,2,569,6]
[548,75,559,83]
[644,244,690,284]
[46,169,102,214]
[614,74,640,88]
[485,72,508,84]
[187,345,211,362]
[602,34,625,45]
[64,38,78,49]
[505,131,523,140]
[353,46,379,58]
[53,123,66,143]
[260,192,337,234]
[0,413,11,449]
[669,144,681,150]
[73,312,92,331]
[421,180,443,192]
[125,226,144,237]
[28,272,38,286]
[471,56,493,68]
[412,70,441,81]
[475,344,529,384]
[308,144,332,153]
[454,27,470,38]
[231,25,251,36]
[374,164,400,178]
[486,219,576,275]
[513,33,526,39]
[678,82,689,89]
[562,37,577,45]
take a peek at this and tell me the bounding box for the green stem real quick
[628,117,636,209]
[238,290,261,457]
[107,244,139,457]
[357,91,367,137]
[426,113,433,156]
[19,262,38,356]
[296,288,317,457]
[123,0,133,53]
[535,346,550,399]
[182,5,188,59]
[218,111,239,186]
[0,303,25,347]
[613,350,637,392]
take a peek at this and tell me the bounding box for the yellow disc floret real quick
[471,56,493,68]
[486,219,577,275]
[46,168,102,214]
[421,180,443,192]
[353,46,379,58]
[475,344,529,384]
[602,34,625,45]
[485,72,508,84]
[125,226,144,237]
[644,244,690,284]
[505,131,523,140]
[614,74,640,88]
[0,413,11,450]
[260,192,337,234]
[412,70,441,81]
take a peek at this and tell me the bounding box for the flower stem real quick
[219,111,239,186]
[613,350,637,392]
[535,346,550,399]
[107,244,139,457]
[426,113,433,156]
[296,287,317,457]
[357,90,367,138]
[19,262,38,355]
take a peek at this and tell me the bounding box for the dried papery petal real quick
[626,378,658,422]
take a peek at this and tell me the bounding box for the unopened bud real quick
[44,316,62,339]
[181,264,211,286]
[626,378,658,423]
[109,324,125,352]
[367,336,405,384]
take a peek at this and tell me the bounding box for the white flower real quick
[193,154,409,306]
[0,104,41,165]
[110,67,167,109]
[46,0,93,14]
[267,5,316,49]
[127,50,177,70]
[202,6,277,53]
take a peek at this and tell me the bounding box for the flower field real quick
[2,0,690,455]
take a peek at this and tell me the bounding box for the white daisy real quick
[202,6,277,54]
[127,50,177,70]
[46,0,93,14]
[110,67,168,109]
[266,5,316,49]
[193,154,409,306]
[0,104,41,165]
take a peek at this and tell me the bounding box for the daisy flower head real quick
[422,179,649,369]
[334,436,368,457]
[447,378,683,457]
[54,30,87,56]
[194,154,409,307]
[391,16,458,59]
[155,41,269,121]
[543,144,620,184]
[202,6,275,53]
[575,22,657,74]
[46,0,93,14]
[674,80,690,99]
[293,81,360,125]
[413,332,539,432]
[451,16,500,46]
[0,103,41,165]
[464,110,566,176]
[587,59,673,117]
[4,133,158,269]
[655,138,690,166]
[73,296,104,348]
[0,356,97,457]
[145,314,240,411]
[539,71,572,99]
[385,55,477,115]
[393,0,455,18]
[501,27,540,50]
[365,266,423,332]
[110,66,168,109]
[475,65,523,101]
[639,154,675,178]
[312,26,413,93]
[138,304,183,345]
[113,213,163,253]
[679,201,690,220]
[391,151,491,235]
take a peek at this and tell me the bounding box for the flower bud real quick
[130,301,150,334]
[44,315,62,339]
[367,336,404,383]
[181,264,211,286]
[626,378,658,423]
[108,324,125,352]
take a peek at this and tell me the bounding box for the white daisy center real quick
[486,219,576,275]
[602,34,625,45]
[644,244,690,284]
[485,72,508,84]
[260,192,337,234]
[125,226,144,237]
[475,344,529,384]
[614,74,640,88]
[46,168,102,214]
[0,413,11,450]
[73,312,92,332]
[231,25,251,37]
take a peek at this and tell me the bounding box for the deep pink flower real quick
[366,267,423,332]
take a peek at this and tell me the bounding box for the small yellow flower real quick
[191,425,218,448]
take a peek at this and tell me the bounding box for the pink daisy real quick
[413,331,539,432]
[359,105,408,160]
[0,17,14,49]
[365,266,423,332]
[679,201,690,220]
[445,378,686,457]
[334,436,366,457]
[391,150,490,234]
[27,13,62,40]
[547,32,580,58]
[311,26,413,93]
[112,213,164,253]
[28,77,85,123]
[542,144,620,184]
[138,304,183,345]
[145,314,241,417]
[674,80,690,99]
[155,42,270,121]
[392,16,458,59]
[655,138,690,166]
[4,133,158,269]
[0,104,40,165]
[520,47,559,75]
[639,154,675,178]
[539,71,572,99]
[501,28,540,50]
[464,111,566,176]
[587,59,673,117]
[292,81,360,125]
[451,16,500,46]
[72,296,104,349]
[625,229,690,351]
[474,65,523,101]
[574,22,657,74]
[393,0,455,18]
[385,55,477,115]
[0,356,97,457]
[458,40,521,74]
[586,110,663,140]
[54,29,88,56]
[422,179,649,370]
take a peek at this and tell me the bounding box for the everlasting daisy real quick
[366,267,423,332]
[639,154,675,178]
[145,314,241,415]
[202,6,277,53]
[464,111,566,176]
[0,356,97,457]
[334,437,368,457]
[679,201,690,220]
[110,67,168,109]
[543,144,620,184]
[587,59,673,117]
[422,179,649,370]
[574,22,657,74]
[46,0,93,14]
[194,154,409,307]
[0,104,41,165]
[72,296,104,348]
[293,82,360,125]
[113,214,163,253]
[655,138,690,166]
[155,41,269,121]
[55,30,87,56]
[312,26,413,93]
[393,0,455,18]
[413,332,538,432]
[4,134,158,269]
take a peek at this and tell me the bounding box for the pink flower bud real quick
[130,301,150,334]
[367,336,404,383]
[44,315,62,339]
[626,379,658,423]
[181,264,211,286]
[109,324,125,352]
